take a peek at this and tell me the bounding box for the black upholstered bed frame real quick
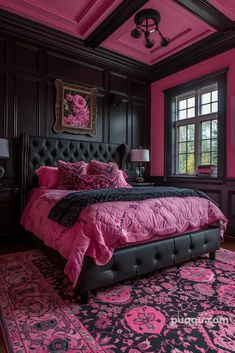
[19,133,221,303]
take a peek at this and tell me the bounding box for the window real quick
[165,70,226,179]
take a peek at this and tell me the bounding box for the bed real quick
[19,133,225,303]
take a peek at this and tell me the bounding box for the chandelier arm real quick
[136,26,147,35]
[157,29,164,40]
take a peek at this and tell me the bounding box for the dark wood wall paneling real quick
[0,24,150,186]
[149,175,235,236]
[0,12,150,239]
[158,178,235,237]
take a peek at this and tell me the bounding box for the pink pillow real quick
[73,173,119,190]
[35,166,59,188]
[87,160,119,175]
[57,160,87,190]
[116,170,132,188]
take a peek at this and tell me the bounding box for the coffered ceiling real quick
[101,0,215,65]
[0,0,235,67]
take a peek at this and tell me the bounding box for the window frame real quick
[164,69,227,181]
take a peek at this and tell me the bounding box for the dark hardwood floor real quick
[0,234,234,353]
[0,234,36,255]
[221,235,235,251]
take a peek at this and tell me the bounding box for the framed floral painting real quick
[54,79,97,136]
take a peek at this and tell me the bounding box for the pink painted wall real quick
[151,48,235,178]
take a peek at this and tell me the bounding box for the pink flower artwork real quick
[63,92,90,128]
[54,79,97,136]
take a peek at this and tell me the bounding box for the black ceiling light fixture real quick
[131,8,170,49]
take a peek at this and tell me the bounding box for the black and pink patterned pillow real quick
[87,160,119,175]
[73,173,119,190]
[57,160,87,189]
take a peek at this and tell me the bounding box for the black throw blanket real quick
[48,186,213,228]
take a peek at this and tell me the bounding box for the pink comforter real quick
[21,188,227,286]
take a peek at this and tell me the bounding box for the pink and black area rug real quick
[0,249,234,353]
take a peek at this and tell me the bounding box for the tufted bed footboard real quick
[26,226,220,303]
[76,227,220,303]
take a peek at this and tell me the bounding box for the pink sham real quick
[35,166,59,188]
[57,160,87,190]
[87,160,119,175]
[116,170,132,188]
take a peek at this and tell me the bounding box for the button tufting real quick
[39,149,45,157]
[46,158,52,165]
[33,158,38,166]
[52,149,57,158]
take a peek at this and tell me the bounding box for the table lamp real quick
[131,147,150,182]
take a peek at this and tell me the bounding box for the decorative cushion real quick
[35,166,59,188]
[74,173,119,190]
[87,160,119,175]
[57,160,87,189]
[116,170,132,188]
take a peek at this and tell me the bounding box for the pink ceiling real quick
[0,0,233,66]
[0,0,123,39]
[101,0,215,65]
[208,0,235,20]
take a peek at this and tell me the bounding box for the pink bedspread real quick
[21,188,227,286]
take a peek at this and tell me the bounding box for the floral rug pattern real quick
[0,248,234,353]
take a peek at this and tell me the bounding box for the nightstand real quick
[0,187,19,239]
[130,182,155,187]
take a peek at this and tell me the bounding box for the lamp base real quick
[135,176,144,183]
[0,166,4,178]
[0,166,5,187]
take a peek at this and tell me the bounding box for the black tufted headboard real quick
[19,134,128,210]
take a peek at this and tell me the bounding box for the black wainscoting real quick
[0,11,150,237]
[150,176,235,237]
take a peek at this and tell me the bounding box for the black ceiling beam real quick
[85,0,149,48]
[175,0,233,31]
[150,29,235,82]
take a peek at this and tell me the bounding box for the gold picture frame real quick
[54,79,97,136]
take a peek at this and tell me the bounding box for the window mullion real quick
[198,113,218,122]
[195,89,200,170]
